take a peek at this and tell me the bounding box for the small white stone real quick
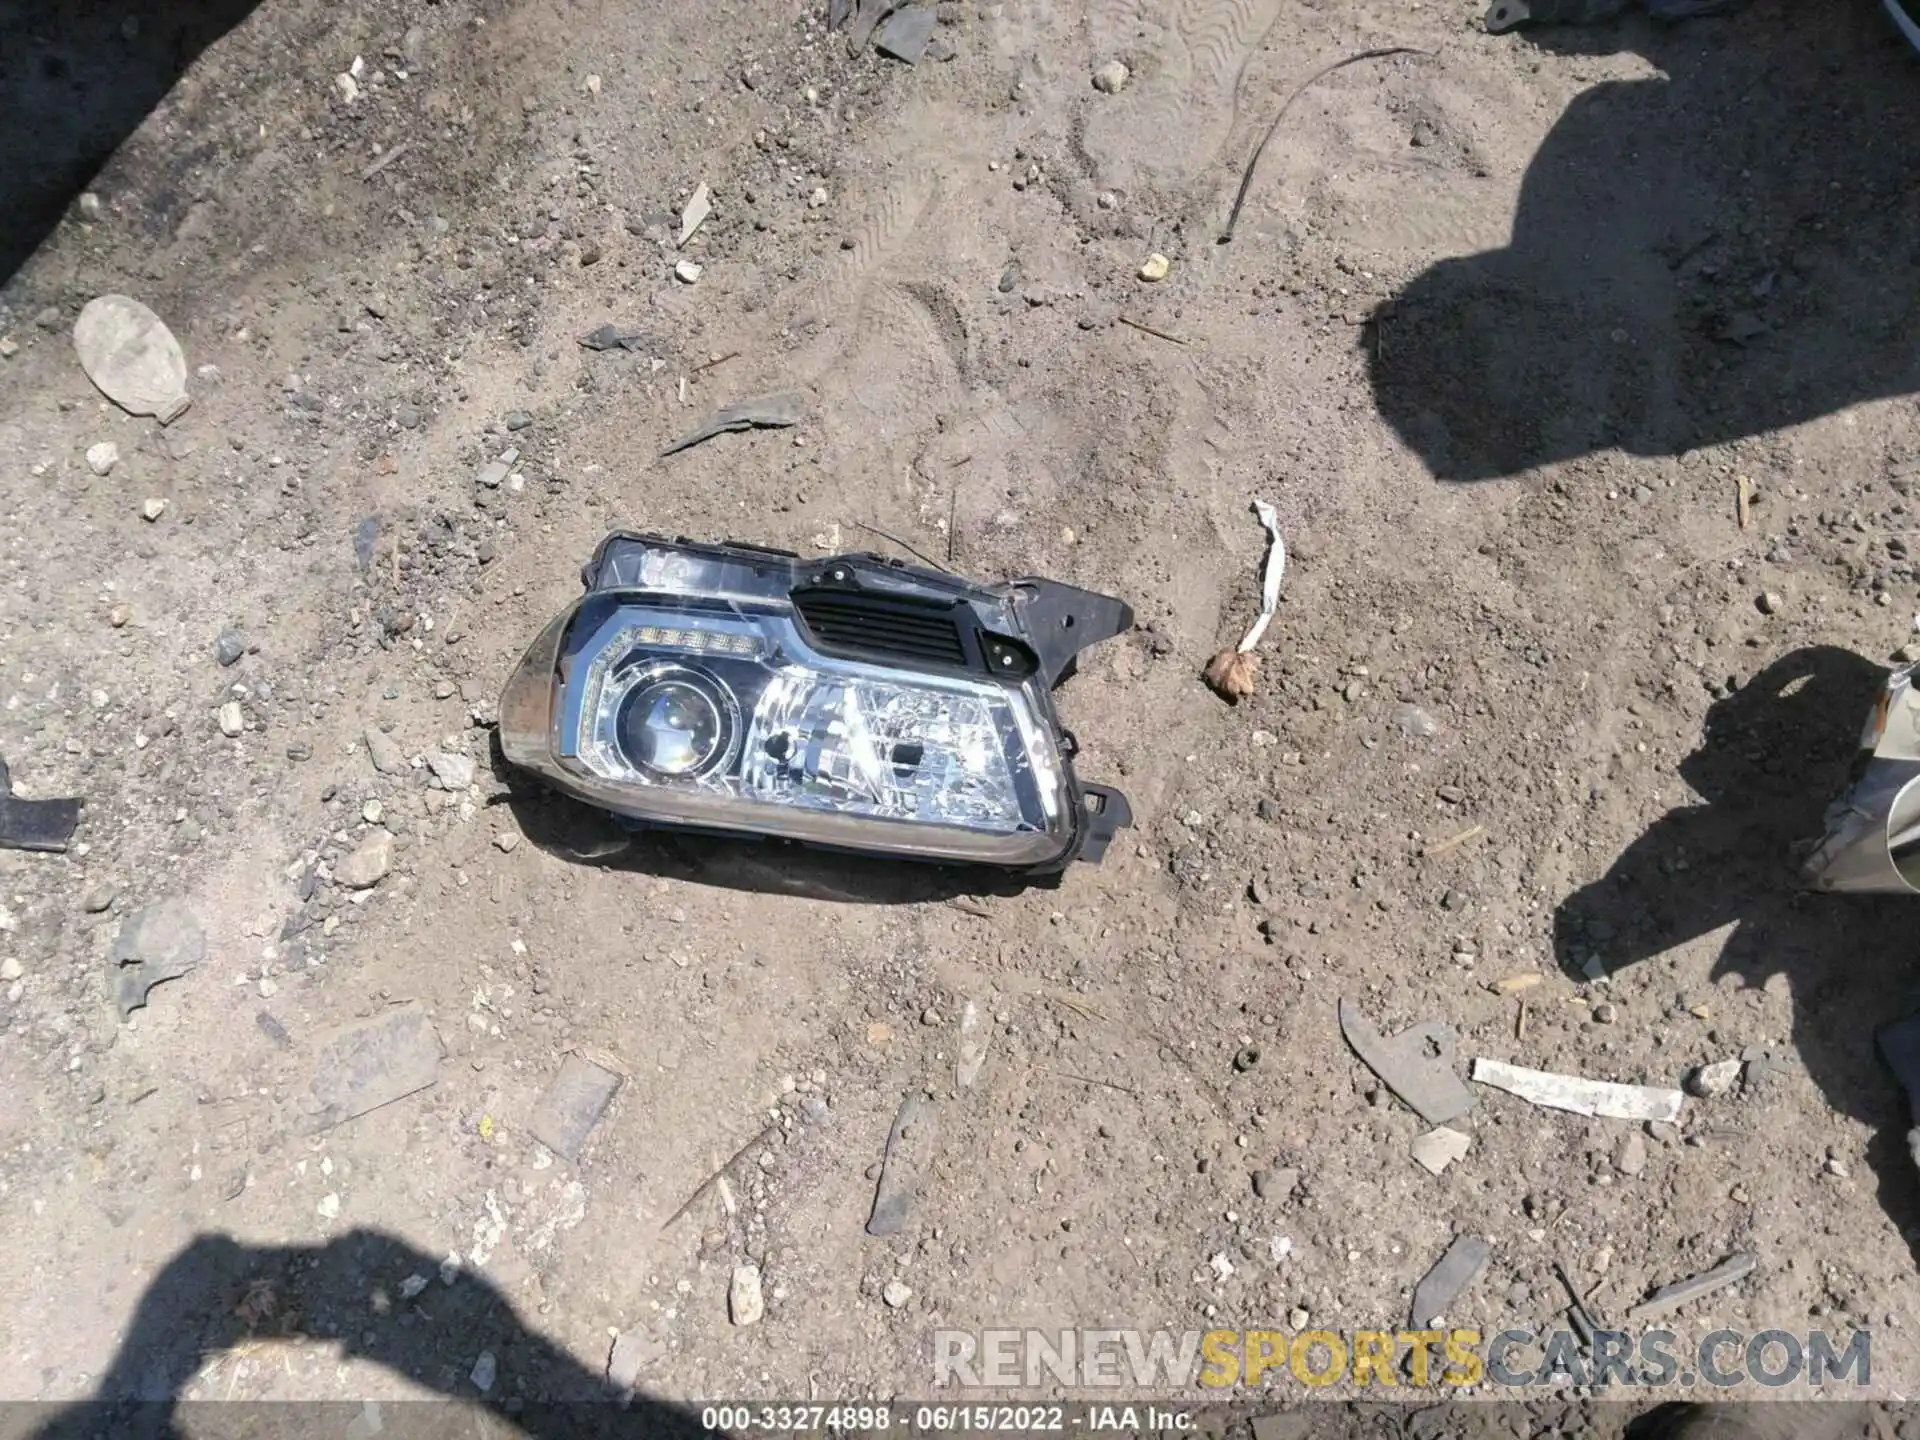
[429,752,475,789]
[335,72,360,104]
[808,186,829,209]
[729,1264,765,1325]
[217,701,245,737]
[882,1279,912,1309]
[1092,60,1131,94]
[674,259,703,284]
[316,1192,341,1219]
[141,497,168,521]
[1138,253,1170,282]
[86,442,119,476]
[470,1351,496,1393]
[0,957,22,982]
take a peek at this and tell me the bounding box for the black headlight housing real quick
[499,533,1135,872]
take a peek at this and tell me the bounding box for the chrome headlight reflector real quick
[501,534,1133,871]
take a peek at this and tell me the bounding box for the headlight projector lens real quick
[500,532,1136,872]
[616,666,737,778]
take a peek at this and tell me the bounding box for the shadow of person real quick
[29,1229,707,1440]
[1367,0,1920,481]
[1552,646,1920,1263]
[0,0,262,286]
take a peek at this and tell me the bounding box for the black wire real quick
[1219,46,1438,245]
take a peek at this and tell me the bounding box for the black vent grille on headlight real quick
[792,589,970,668]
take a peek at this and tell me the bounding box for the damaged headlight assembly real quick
[1805,662,1920,894]
[499,533,1134,871]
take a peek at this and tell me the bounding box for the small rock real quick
[470,1351,496,1393]
[674,259,703,284]
[335,830,394,889]
[1391,703,1439,739]
[1288,1307,1310,1330]
[214,628,246,667]
[476,459,509,488]
[1687,1058,1741,1098]
[1826,1155,1850,1179]
[365,725,407,776]
[141,497,168,521]
[504,410,533,432]
[217,701,245,738]
[399,1273,430,1300]
[1592,1002,1618,1024]
[0,957,21,982]
[882,1280,912,1309]
[494,832,521,853]
[1441,888,1469,911]
[607,1329,660,1389]
[1138,253,1170,282]
[1758,591,1784,616]
[808,186,829,209]
[86,442,120,476]
[317,1192,341,1220]
[82,885,116,913]
[730,1264,765,1325]
[1615,1131,1648,1177]
[429,752,476,789]
[1091,60,1131,93]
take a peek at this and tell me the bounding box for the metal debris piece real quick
[848,0,905,54]
[875,5,938,62]
[867,1092,934,1236]
[677,184,712,248]
[73,294,191,424]
[1410,1126,1470,1175]
[111,899,207,1018]
[1484,0,1747,32]
[1339,998,1475,1126]
[579,324,648,352]
[309,1003,443,1129]
[0,754,80,853]
[1554,1260,1604,1345]
[1470,1057,1684,1124]
[1626,1252,1759,1322]
[527,1052,624,1160]
[661,391,806,456]
[1409,1235,1490,1327]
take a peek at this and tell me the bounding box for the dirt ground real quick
[4,0,1920,1421]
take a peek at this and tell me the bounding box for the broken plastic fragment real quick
[73,295,191,424]
[661,392,806,456]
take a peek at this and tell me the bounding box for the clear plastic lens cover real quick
[560,601,1065,837]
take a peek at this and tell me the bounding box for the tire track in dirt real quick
[1082,0,1284,189]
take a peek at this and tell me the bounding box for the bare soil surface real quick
[4,0,1920,1419]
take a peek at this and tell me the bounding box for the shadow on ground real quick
[495,775,1046,906]
[0,0,262,288]
[1553,646,1920,1265]
[27,1229,706,1440]
[1368,0,1920,481]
